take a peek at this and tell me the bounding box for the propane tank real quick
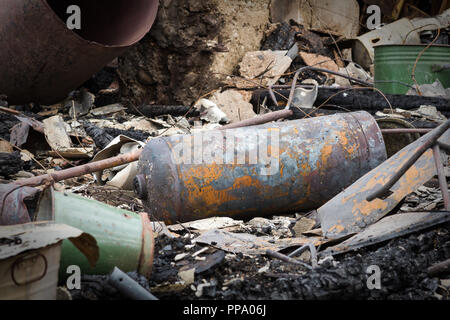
[135,111,386,224]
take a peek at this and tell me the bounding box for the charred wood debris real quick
[0,0,450,301]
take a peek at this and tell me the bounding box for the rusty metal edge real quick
[40,0,159,48]
[320,211,450,256]
[138,212,155,279]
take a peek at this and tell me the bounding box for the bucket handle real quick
[11,252,48,286]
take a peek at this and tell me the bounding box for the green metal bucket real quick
[35,188,154,279]
[374,44,450,94]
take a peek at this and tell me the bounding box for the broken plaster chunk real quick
[43,115,72,150]
[407,80,450,99]
[335,62,373,87]
[415,105,447,122]
[178,268,195,285]
[299,52,339,77]
[293,217,317,236]
[231,50,292,88]
[210,90,256,123]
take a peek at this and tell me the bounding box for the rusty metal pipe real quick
[367,119,450,201]
[433,145,450,210]
[0,0,158,104]
[265,249,312,270]
[381,128,433,134]
[136,111,387,224]
[438,141,450,153]
[220,109,294,130]
[15,149,143,187]
[109,267,158,300]
[428,258,450,277]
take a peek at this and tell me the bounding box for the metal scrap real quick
[108,267,158,300]
[322,211,450,256]
[319,120,449,239]
[194,229,322,256]
[0,184,40,226]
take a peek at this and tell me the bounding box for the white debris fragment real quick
[407,79,450,99]
[257,262,270,273]
[174,253,188,262]
[192,247,209,257]
[196,99,230,124]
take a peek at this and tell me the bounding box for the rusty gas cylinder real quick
[135,111,387,224]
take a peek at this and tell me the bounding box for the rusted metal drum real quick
[135,111,387,224]
[0,0,158,104]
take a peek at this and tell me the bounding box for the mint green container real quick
[35,188,154,279]
[374,44,450,94]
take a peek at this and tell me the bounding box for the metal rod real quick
[266,249,312,270]
[308,67,374,87]
[220,109,293,130]
[0,106,22,116]
[287,243,318,269]
[438,141,450,154]
[286,69,301,110]
[109,267,158,300]
[367,119,450,201]
[428,258,450,277]
[268,85,279,106]
[381,128,432,134]
[14,149,143,187]
[433,145,450,210]
[288,244,309,258]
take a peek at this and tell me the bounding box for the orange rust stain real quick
[342,150,436,216]
[337,131,358,157]
[232,175,261,189]
[351,197,389,217]
[301,161,312,173]
[328,224,345,234]
[391,155,436,201]
[293,193,310,207]
[283,146,297,162]
[182,166,265,208]
[320,144,333,168]
[184,164,224,185]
